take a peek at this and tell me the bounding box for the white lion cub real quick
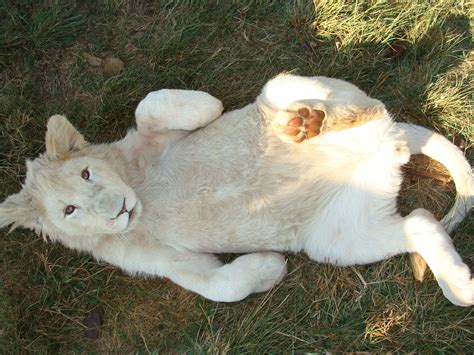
[1,74,473,306]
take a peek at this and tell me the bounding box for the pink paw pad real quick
[284,107,325,143]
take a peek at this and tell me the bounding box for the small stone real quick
[83,307,103,340]
[83,52,103,67]
[103,56,124,75]
[452,135,466,150]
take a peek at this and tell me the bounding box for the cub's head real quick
[0,115,141,246]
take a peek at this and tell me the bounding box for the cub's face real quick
[39,157,141,237]
[0,115,142,241]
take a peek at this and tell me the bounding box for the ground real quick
[0,0,473,352]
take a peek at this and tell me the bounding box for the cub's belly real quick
[145,107,404,254]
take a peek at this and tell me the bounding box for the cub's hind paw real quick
[437,265,474,307]
[274,105,326,144]
[271,99,386,145]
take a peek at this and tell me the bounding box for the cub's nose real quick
[95,190,125,218]
[116,198,127,218]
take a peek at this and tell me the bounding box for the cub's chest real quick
[153,105,267,192]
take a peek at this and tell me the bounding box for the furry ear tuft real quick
[45,115,87,159]
[0,191,41,233]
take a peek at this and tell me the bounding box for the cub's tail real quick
[398,123,473,232]
[397,123,473,281]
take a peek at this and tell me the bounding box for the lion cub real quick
[1,74,472,306]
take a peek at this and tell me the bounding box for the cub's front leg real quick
[135,89,223,146]
[272,98,385,144]
[120,89,223,165]
[94,239,287,302]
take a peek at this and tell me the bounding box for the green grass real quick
[1,0,473,352]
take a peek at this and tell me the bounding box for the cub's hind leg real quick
[272,98,385,144]
[257,73,385,144]
[304,209,473,306]
[399,209,473,306]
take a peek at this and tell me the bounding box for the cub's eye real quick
[64,205,76,215]
[81,168,90,180]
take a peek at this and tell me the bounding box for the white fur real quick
[398,123,474,232]
[1,74,472,306]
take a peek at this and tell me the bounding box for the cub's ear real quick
[0,190,41,233]
[45,115,87,159]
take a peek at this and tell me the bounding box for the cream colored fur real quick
[1,74,473,305]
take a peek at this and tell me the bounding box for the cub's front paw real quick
[135,89,223,132]
[234,252,287,293]
[273,105,326,144]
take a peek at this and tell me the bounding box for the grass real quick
[0,0,473,352]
